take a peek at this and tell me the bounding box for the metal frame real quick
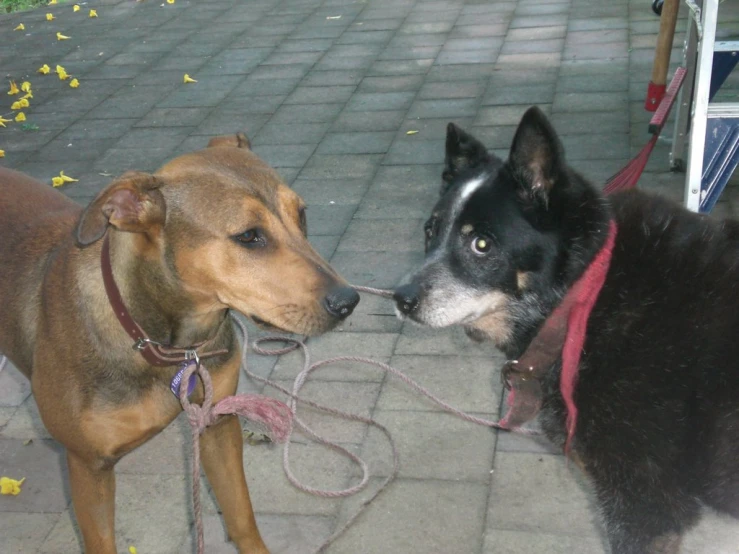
[684,0,718,212]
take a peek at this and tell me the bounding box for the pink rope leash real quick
[0,284,536,554]
[227,285,537,553]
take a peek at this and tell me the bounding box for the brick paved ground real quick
[1,0,739,552]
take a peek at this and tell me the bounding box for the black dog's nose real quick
[323,286,360,319]
[394,283,421,315]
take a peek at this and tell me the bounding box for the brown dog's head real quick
[75,133,358,336]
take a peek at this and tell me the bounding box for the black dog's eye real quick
[235,229,264,247]
[471,236,492,255]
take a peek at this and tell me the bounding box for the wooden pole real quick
[645,0,680,111]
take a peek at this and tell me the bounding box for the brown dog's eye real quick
[298,206,307,237]
[235,229,263,247]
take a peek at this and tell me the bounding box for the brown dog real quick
[0,134,359,553]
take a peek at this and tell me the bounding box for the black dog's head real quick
[394,107,609,354]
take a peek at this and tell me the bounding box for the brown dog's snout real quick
[323,286,360,320]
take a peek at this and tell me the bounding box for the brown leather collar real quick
[100,234,229,367]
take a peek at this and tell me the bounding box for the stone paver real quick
[2,0,739,552]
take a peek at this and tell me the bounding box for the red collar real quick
[501,220,618,453]
[100,235,229,367]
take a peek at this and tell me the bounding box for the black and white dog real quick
[393,106,739,554]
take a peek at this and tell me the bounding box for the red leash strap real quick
[501,221,618,450]
[559,220,617,452]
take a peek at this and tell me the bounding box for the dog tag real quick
[170,361,197,399]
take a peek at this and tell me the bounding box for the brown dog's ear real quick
[75,171,165,246]
[207,133,251,150]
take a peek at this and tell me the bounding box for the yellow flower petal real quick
[21,81,31,92]
[51,177,64,187]
[59,171,79,183]
[46,13,55,20]
[0,150,4,158]
[69,78,80,88]
[0,116,11,127]
[57,32,70,40]
[38,64,51,75]
[11,101,22,110]
[18,98,30,108]
[0,477,26,496]
[129,547,138,554]
[8,80,19,95]
[73,4,80,11]
[183,74,197,83]
[167,0,175,4]
[89,9,97,17]
[21,91,33,100]
[14,23,25,31]
[49,0,58,4]
[56,65,69,80]
[15,112,26,122]
[406,130,419,135]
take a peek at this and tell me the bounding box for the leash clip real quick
[133,337,162,351]
[501,360,518,390]
[501,359,537,390]
[185,349,200,367]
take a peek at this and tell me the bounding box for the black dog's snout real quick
[323,286,360,319]
[394,283,421,315]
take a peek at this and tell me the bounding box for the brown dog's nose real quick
[323,286,360,319]
[393,283,421,315]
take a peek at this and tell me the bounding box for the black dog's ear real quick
[442,123,490,192]
[509,107,564,207]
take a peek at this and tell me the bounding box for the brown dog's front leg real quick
[66,451,118,554]
[200,415,270,554]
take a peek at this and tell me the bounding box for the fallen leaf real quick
[69,78,80,88]
[0,150,5,158]
[0,116,11,127]
[15,112,26,122]
[23,439,33,445]
[89,9,97,17]
[73,4,80,11]
[46,13,55,20]
[0,477,25,496]
[56,65,69,80]
[14,23,25,31]
[8,81,19,95]
[57,32,71,40]
[183,74,197,83]
[406,130,419,135]
[38,64,51,75]
[52,170,79,187]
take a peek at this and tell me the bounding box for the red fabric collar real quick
[501,220,618,453]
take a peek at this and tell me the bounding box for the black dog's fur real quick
[396,107,739,553]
